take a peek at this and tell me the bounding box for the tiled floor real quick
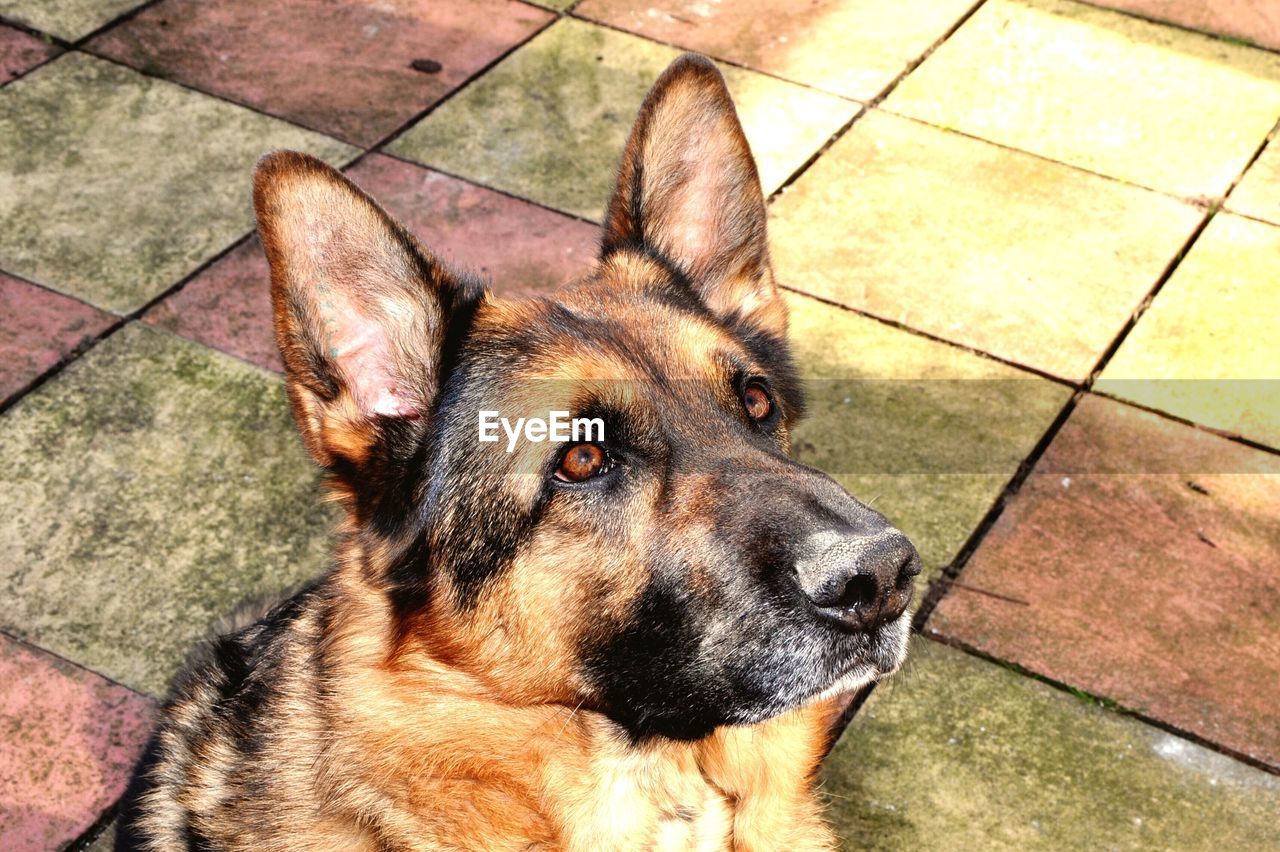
[1,0,1277,848]
[0,22,59,79]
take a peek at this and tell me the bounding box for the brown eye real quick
[556,443,609,482]
[742,382,773,422]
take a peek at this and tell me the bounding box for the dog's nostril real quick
[834,574,879,611]
[897,552,921,586]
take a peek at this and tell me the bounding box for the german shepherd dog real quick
[119,54,919,850]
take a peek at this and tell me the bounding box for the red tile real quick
[931,394,1280,767]
[1090,0,1280,51]
[0,637,153,852]
[145,155,599,370]
[88,0,552,146]
[0,24,59,81]
[0,273,112,403]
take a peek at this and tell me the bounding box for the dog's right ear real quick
[254,151,467,470]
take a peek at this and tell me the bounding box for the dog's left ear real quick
[603,54,785,339]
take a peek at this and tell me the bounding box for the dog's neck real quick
[309,542,838,850]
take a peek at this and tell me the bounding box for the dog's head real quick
[255,55,918,741]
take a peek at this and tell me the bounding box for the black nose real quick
[795,527,920,631]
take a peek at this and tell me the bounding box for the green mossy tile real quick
[0,52,355,314]
[786,293,1070,586]
[389,18,857,220]
[884,0,1280,197]
[1098,213,1280,450]
[825,638,1280,849]
[0,324,334,696]
[0,0,140,40]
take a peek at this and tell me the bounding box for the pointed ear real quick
[254,151,466,469]
[602,54,785,338]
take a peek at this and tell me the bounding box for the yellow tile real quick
[1229,137,1280,226]
[770,110,1202,380]
[576,0,979,101]
[1098,213,1280,449]
[885,0,1280,197]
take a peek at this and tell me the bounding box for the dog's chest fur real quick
[125,574,835,851]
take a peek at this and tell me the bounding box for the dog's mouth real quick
[804,609,912,706]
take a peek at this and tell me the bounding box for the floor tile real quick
[0,0,140,40]
[0,636,152,852]
[1088,0,1280,51]
[145,154,600,371]
[576,0,978,101]
[0,323,334,696]
[86,824,117,851]
[884,0,1280,198]
[389,18,858,220]
[770,111,1202,380]
[930,394,1280,768]
[786,292,1069,587]
[89,0,553,146]
[0,22,59,81]
[1098,213,1280,449]
[0,52,356,314]
[1228,136,1280,226]
[826,637,1280,849]
[0,272,112,403]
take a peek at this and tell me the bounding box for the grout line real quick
[374,149,603,227]
[765,0,989,202]
[0,229,256,418]
[0,627,153,701]
[1219,116,1280,207]
[924,632,1280,777]
[911,387,1086,628]
[80,48,364,147]
[71,0,166,46]
[1069,0,1280,58]
[366,15,560,156]
[1081,216,1216,382]
[0,314,130,417]
[875,106,1224,207]
[780,285,1079,388]
[865,0,987,108]
[1223,206,1280,229]
[1089,390,1280,459]
[766,107,870,204]
[0,33,72,87]
[0,265,118,314]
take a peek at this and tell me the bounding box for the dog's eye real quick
[742,382,773,422]
[555,443,610,482]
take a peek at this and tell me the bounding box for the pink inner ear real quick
[318,286,420,420]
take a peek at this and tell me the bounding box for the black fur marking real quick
[583,570,731,741]
[435,485,549,610]
[115,732,165,851]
